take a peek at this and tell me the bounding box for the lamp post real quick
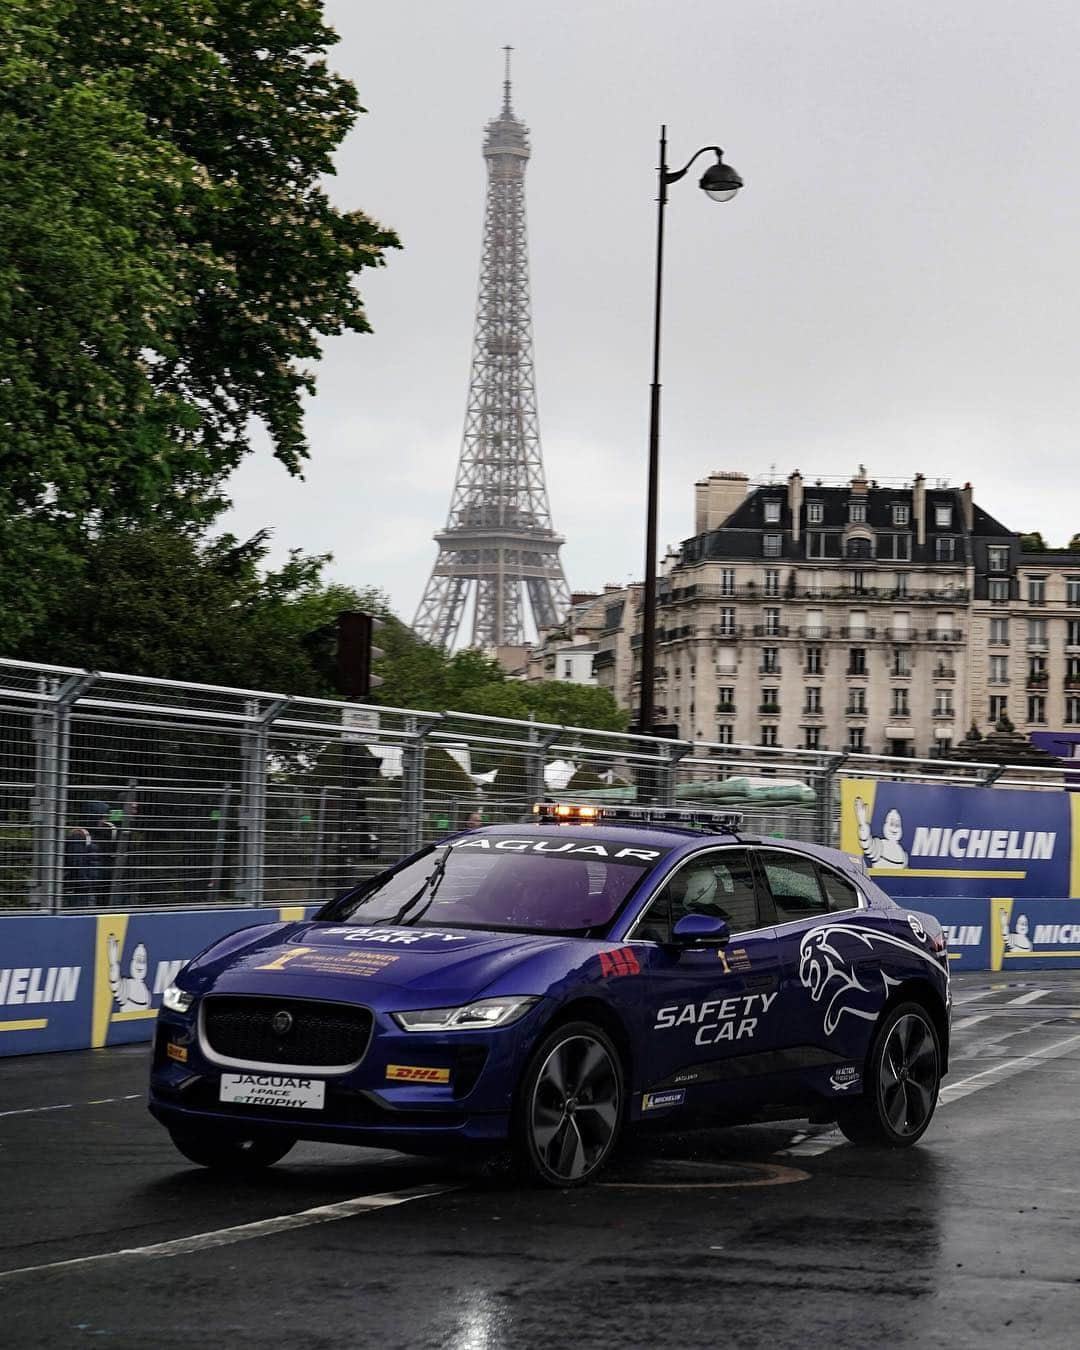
[638,127,742,736]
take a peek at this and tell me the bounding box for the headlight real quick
[392,996,540,1032]
[162,984,195,1014]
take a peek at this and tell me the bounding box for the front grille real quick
[202,995,372,1068]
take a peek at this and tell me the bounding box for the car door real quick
[752,845,879,1097]
[629,846,781,1109]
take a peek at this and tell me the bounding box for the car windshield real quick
[326,836,666,936]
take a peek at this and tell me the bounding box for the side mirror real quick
[671,913,731,948]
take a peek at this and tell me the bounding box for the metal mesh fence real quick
[0,657,1066,913]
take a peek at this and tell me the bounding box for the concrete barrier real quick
[0,907,318,1057]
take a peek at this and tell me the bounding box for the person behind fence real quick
[64,821,102,905]
[86,800,118,898]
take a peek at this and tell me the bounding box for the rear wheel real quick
[168,1127,295,1172]
[515,1022,624,1187]
[838,1001,941,1147]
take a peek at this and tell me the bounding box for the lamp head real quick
[700,153,743,202]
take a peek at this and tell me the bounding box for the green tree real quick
[1069,534,1080,553]
[1021,532,1048,552]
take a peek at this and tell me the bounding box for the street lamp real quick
[639,127,742,736]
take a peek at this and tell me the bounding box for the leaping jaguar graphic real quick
[799,923,941,1035]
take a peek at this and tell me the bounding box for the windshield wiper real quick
[387,847,452,928]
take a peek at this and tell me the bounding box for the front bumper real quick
[149,998,546,1151]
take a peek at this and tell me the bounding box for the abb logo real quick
[599,947,641,979]
[385,1064,451,1083]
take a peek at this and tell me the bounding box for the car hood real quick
[184,920,570,1007]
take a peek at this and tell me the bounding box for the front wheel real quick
[837,1001,941,1147]
[168,1127,296,1172]
[515,1021,624,1187]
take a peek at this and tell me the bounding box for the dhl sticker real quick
[385,1064,451,1084]
[166,1041,189,1064]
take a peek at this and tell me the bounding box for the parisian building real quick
[595,469,1025,755]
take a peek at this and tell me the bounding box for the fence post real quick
[657,739,693,807]
[30,677,59,911]
[45,672,97,913]
[817,752,847,848]
[401,716,439,854]
[525,719,561,804]
[239,698,288,908]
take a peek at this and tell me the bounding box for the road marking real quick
[0,1183,455,1282]
[953,1014,993,1030]
[778,1028,1080,1158]
[0,1094,141,1121]
[1008,989,1050,1006]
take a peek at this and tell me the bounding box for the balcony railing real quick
[933,667,956,679]
[847,665,869,677]
[927,629,964,642]
[752,624,790,638]
[885,629,918,641]
[802,706,825,718]
[758,666,781,676]
[932,707,955,719]
[845,705,869,717]
[710,624,744,639]
[840,627,877,639]
[1065,677,1080,690]
[759,703,781,715]
[799,626,831,639]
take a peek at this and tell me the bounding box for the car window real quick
[757,849,827,924]
[639,848,760,942]
[819,866,860,913]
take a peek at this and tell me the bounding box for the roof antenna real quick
[502,44,513,113]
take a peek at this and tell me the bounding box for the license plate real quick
[219,1073,325,1110]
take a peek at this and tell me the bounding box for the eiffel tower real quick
[414,50,570,649]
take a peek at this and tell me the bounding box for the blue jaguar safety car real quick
[149,804,951,1186]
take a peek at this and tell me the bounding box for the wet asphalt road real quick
[2,972,1080,1349]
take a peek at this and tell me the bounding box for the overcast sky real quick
[222,0,1080,631]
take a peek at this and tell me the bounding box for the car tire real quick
[515,1021,624,1188]
[167,1127,296,1172]
[837,1000,941,1147]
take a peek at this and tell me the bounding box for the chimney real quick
[850,464,869,495]
[787,470,804,543]
[960,482,974,533]
[694,471,749,534]
[913,473,926,546]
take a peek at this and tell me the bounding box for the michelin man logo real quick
[855,797,908,869]
[1000,910,1034,953]
[108,935,152,1012]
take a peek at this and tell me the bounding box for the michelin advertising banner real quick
[841,779,1080,970]
[0,906,317,1058]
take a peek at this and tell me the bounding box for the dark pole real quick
[639,124,668,736]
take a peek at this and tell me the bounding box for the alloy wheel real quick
[529,1034,620,1182]
[878,1013,939,1137]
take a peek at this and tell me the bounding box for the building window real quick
[720,568,735,597]
[764,499,782,523]
[849,648,867,676]
[807,501,823,524]
[893,648,912,677]
[990,618,1010,644]
[1068,577,1080,607]
[804,727,822,749]
[849,500,866,523]
[847,688,866,715]
[1066,620,1080,649]
[1028,618,1048,648]
[716,724,734,744]
[891,688,910,717]
[895,572,910,598]
[1067,697,1080,725]
[988,579,1010,602]
[805,687,822,714]
[760,687,780,712]
[760,647,779,674]
[989,694,1009,723]
[848,727,865,751]
[934,689,954,717]
[806,646,822,675]
[764,569,780,597]
[717,607,736,636]
[987,546,1010,573]
[846,536,873,560]
[989,655,1009,684]
[1028,695,1047,725]
[1067,656,1080,681]
[807,531,835,559]
[764,607,781,636]
[760,725,779,747]
[893,503,910,526]
[1028,655,1048,683]
[936,537,956,562]
[934,737,952,757]
[935,504,953,528]
[878,533,912,561]
[563,659,574,679]
[1028,576,1046,605]
[716,687,735,713]
[763,533,783,558]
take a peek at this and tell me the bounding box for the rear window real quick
[327,836,668,936]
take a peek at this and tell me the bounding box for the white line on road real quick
[778,1029,1080,1158]
[0,1094,141,1121]
[0,1183,456,1282]
[952,1014,993,1030]
[1008,989,1050,1006]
